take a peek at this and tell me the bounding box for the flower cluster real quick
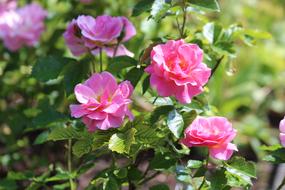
[145,40,211,104]
[63,15,136,57]
[70,72,134,132]
[0,2,47,51]
[181,116,238,160]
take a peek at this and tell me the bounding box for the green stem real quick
[113,42,120,57]
[209,55,224,80]
[99,48,103,72]
[181,0,187,37]
[198,151,209,190]
[152,96,158,104]
[68,139,75,190]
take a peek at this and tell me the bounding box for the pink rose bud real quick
[181,116,238,160]
[279,117,285,147]
[63,15,136,57]
[0,3,47,51]
[145,39,211,104]
[70,72,134,132]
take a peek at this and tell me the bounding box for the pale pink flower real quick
[181,116,238,160]
[0,0,17,14]
[0,3,47,51]
[64,15,136,57]
[279,117,285,147]
[145,40,211,104]
[70,72,134,131]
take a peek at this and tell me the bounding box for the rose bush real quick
[0,0,284,190]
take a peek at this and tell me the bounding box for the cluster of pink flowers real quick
[63,15,136,57]
[70,72,134,131]
[181,116,238,160]
[280,117,285,147]
[65,14,239,160]
[145,40,211,104]
[0,1,47,51]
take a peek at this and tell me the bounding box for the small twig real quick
[152,96,158,104]
[99,48,103,72]
[209,55,225,80]
[277,177,285,190]
[68,139,76,190]
[138,171,161,185]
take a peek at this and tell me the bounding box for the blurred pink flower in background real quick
[145,40,211,104]
[181,116,238,160]
[0,2,47,51]
[70,72,134,132]
[279,117,285,147]
[64,15,136,57]
[0,0,17,14]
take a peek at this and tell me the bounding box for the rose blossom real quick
[279,117,285,147]
[0,3,47,51]
[70,72,134,131]
[63,15,136,57]
[145,39,211,104]
[181,116,238,160]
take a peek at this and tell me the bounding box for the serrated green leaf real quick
[107,56,137,74]
[207,169,227,190]
[48,127,81,141]
[186,160,203,169]
[150,105,174,125]
[113,168,128,179]
[189,0,220,12]
[32,56,74,82]
[167,110,184,138]
[124,67,144,87]
[104,176,119,190]
[203,22,223,44]
[132,0,155,16]
[63,60,89,96]
[34,130,49,145]
[72,138,94,157]
[108,128,137,154]
[226,157,256,178]
[151,0,172,21]
[149,153,176,170]
[261,145,285,163]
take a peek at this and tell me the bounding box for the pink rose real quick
[0,3,47,51]
[63,15,136,57]
[279,117,285,147]
[145,40,211,104]
[70,72,134,131]
[181,116,238,160]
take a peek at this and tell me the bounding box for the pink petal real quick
[70,104,89,118]
[280,133,285,147]
[103,45,134,57]
[209,143,238,160]
[74,84,96,104]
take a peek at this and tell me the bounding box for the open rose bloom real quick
[70,72,134,132]
[0,3,47,51]
[145,40,211,104]
[64,15,136,57]
[0,0,17,14]
[279,117,285,147]
[181,116,238,160]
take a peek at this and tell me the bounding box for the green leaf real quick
[33,130,49,145]
[151,0,172,21]
[207,169,227,190]
[7,171,33,180]
[32,56,74,82]
[189,0,220,12]
[104,176,119,190]
[167,110,184,138]
[0,179,17,190]
[132,0,155,16]
[261,145,285,163]
[203,22,223,44]
[107,56,137,74]
[142,75,150,94]
[128,167,143,181]
[186,160,203,169]
[224,157,256,187]
[149,153,176,170]
[150,105,174,125]
[72,138,94,157]
[108,128,137,154]
[63,60,89,96]
[113,168,128,179]
[150,184,170,190]
[124,67,144,87]
[182,110,197,127]
[48,127,81,141]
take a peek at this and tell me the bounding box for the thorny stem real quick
[68,139,76,190]
[198,151,210,190]
[99,48,103,72]
[209,55,225,80]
